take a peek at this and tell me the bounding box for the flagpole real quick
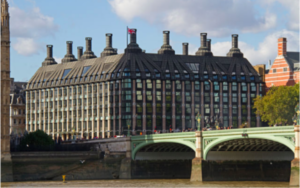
[126,26,128,47]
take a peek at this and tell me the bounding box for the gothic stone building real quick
[1,0,11,160]
[10,78,27,135]
[25,30,263,140]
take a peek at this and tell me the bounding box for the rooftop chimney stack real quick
[163,31,170,45]
[269,60,272,69]
[42,45,57,66]
[81,37,97,60]
[106,33,112,48]
[196,33,212,56]
[232,34,238,48]
[101,33,117,57]
[278,38,287,56]
[206,39,211,51]
[62,41,77,64]
[130,29,137,44]
[86,37,92,51]
[201,33,207,48]
[227,34,243,58]
[67,41,72,54]
[182,43,188,55]
[47,45,53,58]
[158,30,175,55]
[77,46,83,60]
[125,29,142,53]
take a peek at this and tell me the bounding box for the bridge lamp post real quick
[127,119,131,137]
[196,113,201,131]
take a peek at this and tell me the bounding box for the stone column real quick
[256,83,260,127]
[97,83,100,138]
[219,82,223,125]
[107,83,111,138]
[152,80,156,133]
[210,81,214,119]
[113,81,116,136]
[290,125,300,186]
[81,86,84,139]
[142,80,146,134]
[162,81,166,132]
[66,87,69,140]
[190,131,203,182]
[76,86,79,139]
[119,83,122,134]
[102,84,105,138]
[247,83,251,127]
[191,81,195,129]
[91,86,94,139]
[229,83,232,127]
[172,81,176,130]
[119,137,132,179]
[201,82,204,128]
[132,80,137,135]
[238,83,242,126]
[34,90,37,131]
[182,81,185,130]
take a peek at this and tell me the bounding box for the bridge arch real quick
[203,135,295,160]
[132,140,196,160]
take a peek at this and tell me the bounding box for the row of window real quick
[12,109,25,115]
[13,119,25,124]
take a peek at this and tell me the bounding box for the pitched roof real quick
[285,52,300,71]
[26,52,261,90]
[10,94,25,105]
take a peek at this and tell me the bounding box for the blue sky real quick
[7,0,300,81]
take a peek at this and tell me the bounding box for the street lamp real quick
[127,119,131,137]
[196,112,201,131]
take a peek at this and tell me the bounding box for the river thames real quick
[1,179,292,187]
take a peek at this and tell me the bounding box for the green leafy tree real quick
[20,130,55,147]
[253,84,299,125]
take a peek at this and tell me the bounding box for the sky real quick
[6,0,300,81]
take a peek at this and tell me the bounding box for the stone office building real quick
[25,30,263,140]
[10,78,27,135]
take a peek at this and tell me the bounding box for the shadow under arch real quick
[203,135,295,160]
[132,140,196,160]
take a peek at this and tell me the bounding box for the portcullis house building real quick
[25,30,264,140]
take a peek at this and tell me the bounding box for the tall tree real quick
[253,84,299,125]
[20,130,54,147]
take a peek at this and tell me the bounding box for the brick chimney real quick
[278,37,287,56]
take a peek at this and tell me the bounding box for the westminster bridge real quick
[4,125,299,185]
[82,125,299,185]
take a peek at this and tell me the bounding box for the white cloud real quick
[211,30,299,66]
[54,57,62,64]
[12,38,43,56]
[109,0,277,37]
[10,5,58,56]
[10,6,58,38]
[261,0,299,31]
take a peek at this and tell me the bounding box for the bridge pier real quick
[119,137,132,179]
[290,125,300,186]
[190,131,203,182]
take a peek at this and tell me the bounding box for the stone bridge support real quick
[119,137,132,179]
[290,125,300,186]
[190,131,202,182]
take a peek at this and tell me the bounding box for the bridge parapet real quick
[202,126,295,160]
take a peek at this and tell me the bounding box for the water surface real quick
[1,179,292,187]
